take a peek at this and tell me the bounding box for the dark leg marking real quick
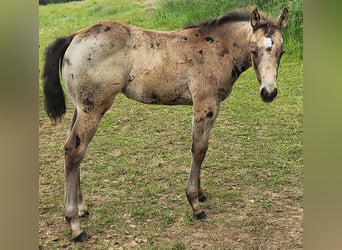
[199,195,207,203]
[75,135,81,149]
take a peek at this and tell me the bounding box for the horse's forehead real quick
[263,37,273,49]
[255,28,283,48]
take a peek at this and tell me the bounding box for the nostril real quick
[261,87,267,98]
[272,88,278,98]
[260,87,277,102]
[260,87,268,101]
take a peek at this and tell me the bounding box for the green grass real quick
[39,0,302,249]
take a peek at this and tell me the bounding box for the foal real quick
[43,8,288,241]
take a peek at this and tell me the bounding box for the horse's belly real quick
[122,79,193,105]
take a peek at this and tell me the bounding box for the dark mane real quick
[185,9,252,29]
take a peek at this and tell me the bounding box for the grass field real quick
[39,0,303,249]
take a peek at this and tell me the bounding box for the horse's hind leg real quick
[66,109,89,218]
[64,109,89,219]
[77,166,89,217]
[63,109,103,241]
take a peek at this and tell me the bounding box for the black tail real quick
[43,35,74,122]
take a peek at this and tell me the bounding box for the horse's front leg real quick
[186,99,220,219]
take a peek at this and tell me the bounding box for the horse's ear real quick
[250,9,260,30]
[276,8,289,29]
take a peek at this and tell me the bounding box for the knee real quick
[191,142,208,154]
[191,142,208,162]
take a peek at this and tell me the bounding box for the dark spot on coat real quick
[64,57,71,66]
[219,48,227,57]
[233,42,238,47]
[151,92,161,103]
[205,36,214,43]
[87,54,91,61]
[75,134,81,149]
[231,65,242,79]
[206,111,213,118]
[123,26,131,34]
[240,60,251,72]
[83,98,94,113]
[84,98,94,107]
[231,68,238,78]
[104,26,111,32]
[218,87,230,101]
[128,74,135,82]
[198,50,203,55]
[149,43,160,49]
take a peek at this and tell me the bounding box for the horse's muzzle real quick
[260,87,277,102]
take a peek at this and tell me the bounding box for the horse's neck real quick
[218,22,253,73]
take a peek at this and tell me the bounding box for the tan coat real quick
[43,8,288,241]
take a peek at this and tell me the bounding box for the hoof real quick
[199,195,207,203]
[195,211,207,220]
[73,231,87,242]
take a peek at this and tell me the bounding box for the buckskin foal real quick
[43,8,288,241]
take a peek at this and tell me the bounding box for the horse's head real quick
[250,8,288,102]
